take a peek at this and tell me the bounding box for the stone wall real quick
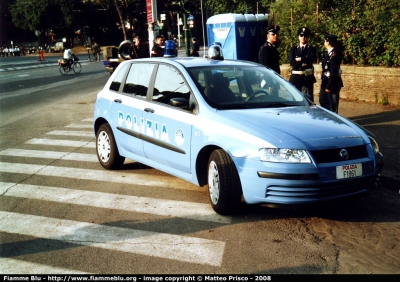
[280,64,400,106]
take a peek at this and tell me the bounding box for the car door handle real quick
[144,108,154,113]
[114,99,122,103]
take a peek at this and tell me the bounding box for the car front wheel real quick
[208,149,243,215]
[96,123,125,169]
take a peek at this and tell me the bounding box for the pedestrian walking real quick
[319,33,343,113]
[288,27,317,101]
[190,37,200,57]
[92,40,101,61]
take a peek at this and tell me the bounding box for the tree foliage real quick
[269,0,400,66]
[4,0,400,66]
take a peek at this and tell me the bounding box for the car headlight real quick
[368,136,380,154]
[259,148,311,163]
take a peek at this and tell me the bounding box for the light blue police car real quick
[94,44,384,215]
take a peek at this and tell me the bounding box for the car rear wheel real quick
[207,149,243,215]
[96,123,125,169]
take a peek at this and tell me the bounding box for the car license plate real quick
[336,163,362,179]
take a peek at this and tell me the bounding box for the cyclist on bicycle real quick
[63,43,76,69]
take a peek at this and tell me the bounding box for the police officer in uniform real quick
[151,35,165,57]
[259,25,280,74]
[319,33,343,113]
[289,27,317,101]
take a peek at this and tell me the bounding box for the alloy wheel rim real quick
[97,131,111,162]
[208,160,220,205]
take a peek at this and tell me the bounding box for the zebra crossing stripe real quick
[0,258,89,274]
[0,211,226,266]
[0,149,98,162]
[65,123,93,128]
[0,182,231,223]
[25,138,96,148]
[47,130,94,137]
[0,161,201,191]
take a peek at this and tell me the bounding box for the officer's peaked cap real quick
[324,33,338,42]
[298,27,311,37]
[267,25,280,34]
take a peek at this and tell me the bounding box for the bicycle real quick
[59,57,82,75]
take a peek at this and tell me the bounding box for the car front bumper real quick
[236,154,383,206]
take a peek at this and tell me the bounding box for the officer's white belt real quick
[292,69,313,75]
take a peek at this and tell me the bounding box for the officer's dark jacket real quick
[289,45,317,87]
[321,48,343,92]
[259,42,280,74]
[133,43,149,58]
[151,44,164,57]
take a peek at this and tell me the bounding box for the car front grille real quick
[266,175,376,202]
[309,145,368,164]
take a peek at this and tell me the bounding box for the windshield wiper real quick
[264,102,295,108]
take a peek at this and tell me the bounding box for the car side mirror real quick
[170,97,189,109]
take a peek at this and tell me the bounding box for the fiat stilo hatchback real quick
[93,56,384,215]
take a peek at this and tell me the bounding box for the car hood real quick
[217,106,366,149]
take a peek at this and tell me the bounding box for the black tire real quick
[59,65,68,75]
[96,123,125,169]
[207,149,243,215]
[72,62,82,74]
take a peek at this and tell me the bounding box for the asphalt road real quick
[0,56,399,274]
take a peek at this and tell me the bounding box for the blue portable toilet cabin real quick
[206,13,269,62]
[206,14,247,60]
[256,14,269,48]
[244,14,258,63]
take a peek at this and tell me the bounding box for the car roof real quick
[122,57,263,68]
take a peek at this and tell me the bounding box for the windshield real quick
[187,66,310,109]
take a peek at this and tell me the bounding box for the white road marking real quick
[65,123,93,128]
[25,138,95,148]
[47,130,94,137]
[0,258,89,274]
[0,182,230,223]
[0,148,98,162]
[17,74,29,77]
[0,161,203,191]
[82,118,94,122]
[0,211,226,266]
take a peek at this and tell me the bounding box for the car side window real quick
[122,63,155,98]
[109,63,130,92]
[152,64,190,104]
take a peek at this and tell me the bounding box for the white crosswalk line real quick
[0,258,89,274]
[0,211,226,266]
[0,118,229,268]
[1,182,230,223]
[65,123,93,128]
[0,161,203,191]
[0,149,98,162]
[47,130,94,137]
[25,138,95,148]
